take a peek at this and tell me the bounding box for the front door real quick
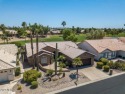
[41,56,47,64]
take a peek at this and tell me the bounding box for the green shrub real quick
[15,67,21,76]
[121,63,125,71]
[37,72,42,78]
[16,60,20,66]
[96,62,103,69]
[46,69,54,76]
[59,62,66,68]
[113,62,121,69]
[23,69,40,83]
[31,81,38,88]
[107,61,114,69]
[27,74,37,83]
[101,58,109,65]
[17,85,22,90]
[103,65,110,72]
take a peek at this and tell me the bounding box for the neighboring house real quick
[78,39,125,60]
[25,41,94,67]
[50,30,61,35]
[118,37,125,43]
[0,31,3,36]
[0,44,18,83]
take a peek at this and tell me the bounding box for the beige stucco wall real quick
[0,68,15,82]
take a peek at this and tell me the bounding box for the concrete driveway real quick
[80,67,109,81]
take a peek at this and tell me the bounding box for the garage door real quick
[82,58,91,66]
[0,72,8,83]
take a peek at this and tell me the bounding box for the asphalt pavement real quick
[57,73,125,94]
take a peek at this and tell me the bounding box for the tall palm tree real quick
[31,33,35,69]
[55,43,58,75]
[28,24,35,69]
[22,22,27,29]
[0,24,6,43]
[61,21,66,28]
[73,57,83,81]
[36,31,39,71]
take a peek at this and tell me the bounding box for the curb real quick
[47,72,125,94]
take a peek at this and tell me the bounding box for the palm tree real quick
[22,22,27,29]
[23,31,27,42]
[36,31,39,71]
[61,21,66,28]
[28,24,35,69]
[1,34,7,43]
[73,57,83,81]
[31,33,35,69]
[55,43,58,75]
[0,24,6,43]
[58,55,65,62]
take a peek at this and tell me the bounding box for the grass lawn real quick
[3,34,86,46]
[76,34,86,42]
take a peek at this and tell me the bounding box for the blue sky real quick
[0,0,125,28]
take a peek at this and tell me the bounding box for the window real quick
[41,56,47,64]
[105,53,107,58]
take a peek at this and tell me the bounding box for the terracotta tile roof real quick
[85,39,125,53]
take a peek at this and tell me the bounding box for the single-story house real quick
[50,30,61,35]
[0,31,3,36]
[78,39,125,61]
[0,44,17,83]
[25,41,94,67]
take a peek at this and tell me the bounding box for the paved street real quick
[57,73,125,94]
[80,67,109,80]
